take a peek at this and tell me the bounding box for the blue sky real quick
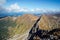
[4,0,60,9]
[0,0,60,13]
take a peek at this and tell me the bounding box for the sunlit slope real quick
[15,14,38,35]
[38,14,60,30]
[0,14,38,40]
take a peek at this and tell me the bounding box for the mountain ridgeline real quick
[0,14,38,40]
[28,14,60,40]
[0,14,60,40]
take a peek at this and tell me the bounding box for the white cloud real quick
[6,3,47,13]
[19,8,29,12]
[31,8,41,12]
[0,0,6,5]
[1,3,59,13]
[6,3,20,12]
[6,3,30,12]
[30,8,47,13]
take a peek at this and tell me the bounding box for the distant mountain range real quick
[0,11,60,19]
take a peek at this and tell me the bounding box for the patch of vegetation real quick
[0,18,17,40]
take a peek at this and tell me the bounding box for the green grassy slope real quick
[0,14,38,40]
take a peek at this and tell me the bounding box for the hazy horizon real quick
[0,0,60,17]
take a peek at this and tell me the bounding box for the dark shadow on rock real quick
[28,15,60,40]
